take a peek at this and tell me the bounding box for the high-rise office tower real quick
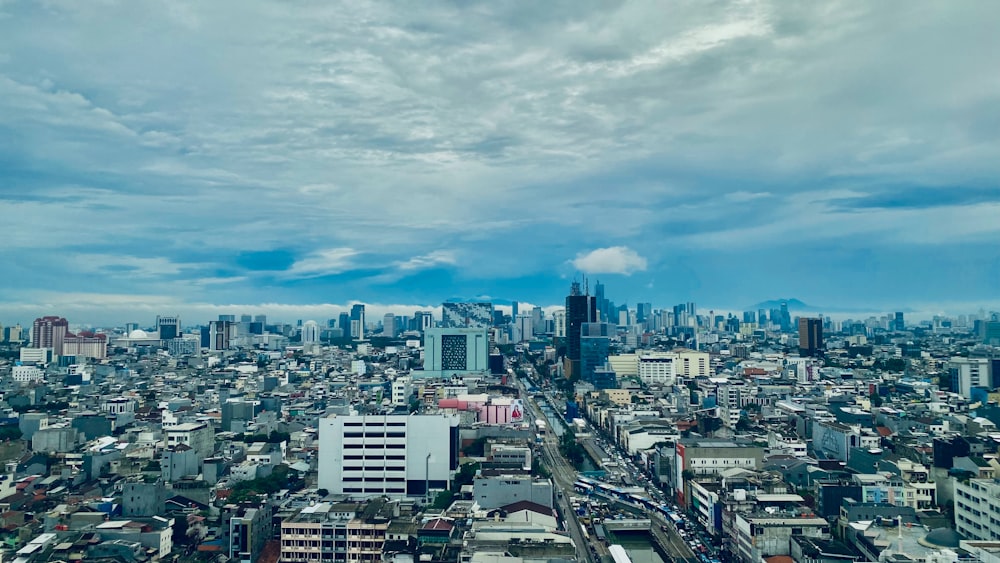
[531,306,544,334]
[637,303,651,323]
[209,320,235,351]
[157,316,181,340]
[511,301,519,319]
[241,314,252,323]
[219,314,237,323]
[564,282,597,380]
[594,281,606,321]
[383,313,396,337]
[553,310,566,338]
[32,316,69,354]
[894,312,905,332]
[301,320,320,343]
[254,314,267,325]
[515,314,533,342]
[350,304,366,339]
[798,317,823,357]
[580,322,613,384]
[414,310,433,332]
[338,312,351,337]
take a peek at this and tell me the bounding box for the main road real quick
[515,371,602,563]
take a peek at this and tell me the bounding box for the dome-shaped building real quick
[919,527,964,549]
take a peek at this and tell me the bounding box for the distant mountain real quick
[444,297,514,305]
[747,298,821,312]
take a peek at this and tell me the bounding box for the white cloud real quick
[1,1,1000,308]
[283,248,360,279]
[395,250,457,271]
[571,246,648,276]
[69,254,205,278]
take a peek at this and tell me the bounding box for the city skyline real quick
[0,291,995,329]
[3,3,1000,323]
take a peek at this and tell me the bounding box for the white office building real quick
[638,353,677,385]
[12,365,44,383]
[553,310,566,338]
[955,478,1000,541]
[949,357,992,399]
[514,314,534,342]
[318,414,460,498]
[420,328,489,378]
[301,320,320,344]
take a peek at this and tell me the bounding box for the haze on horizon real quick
[2,1,1000,324]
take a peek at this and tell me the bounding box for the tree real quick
[736,414,753,431]
[454,462,480,487]
[462,438,487,457]
[558,430,586,469]
[431,490,455,509]
[869,391,884,408]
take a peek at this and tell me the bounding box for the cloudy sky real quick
[2,1,999,325]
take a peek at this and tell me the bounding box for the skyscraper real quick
[301,320,320,343]
[383,313,396,337]
[779,301,791,331]
[564,282,597,380]
[798,317,823,357]
[32,316,69,355]
[894,312,905,332]
[594,281,606,321]
[157,316,181,340]
[338,312,351,337]
[350,304,366,339]
[580,322,613,384]
[414,310,434,332]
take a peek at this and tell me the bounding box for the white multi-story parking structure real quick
[318,414,460,499]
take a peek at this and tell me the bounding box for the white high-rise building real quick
[383,314,395,337]
[638,353,677,385]
[553,310,566,338]
[515,314,533,342]
[318,414,459,498]
[301,320,320,344]
[948,357,992,399]
[955,479,1000,541]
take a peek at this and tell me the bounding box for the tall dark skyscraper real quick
[798,317,823,357]
[564,282,597,380]
[338,312,351,337]
[594,281,606,321]
[894,312,905,331]
[777,301,790,331]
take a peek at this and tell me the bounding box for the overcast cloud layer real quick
[2,1,1000,325]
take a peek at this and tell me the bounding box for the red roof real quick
[876,426,893,437]
[422,518,454,531]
